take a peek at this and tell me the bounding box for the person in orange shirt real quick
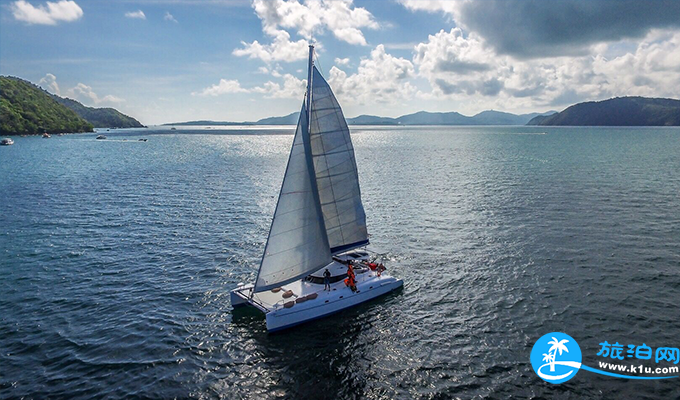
[345,263,357,292]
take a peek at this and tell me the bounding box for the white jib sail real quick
[254,102,332,292]
[309,66,369,254]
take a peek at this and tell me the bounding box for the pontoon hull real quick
[267,276,402,332]
[230,272,403,332]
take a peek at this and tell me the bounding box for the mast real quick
[302,41,332,257]
[251,43,332,293]
[306,44,314,131]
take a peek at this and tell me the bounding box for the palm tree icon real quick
[542,352,553,365]
[546,337,570,372]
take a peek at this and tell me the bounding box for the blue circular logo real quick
[530,332,582,384]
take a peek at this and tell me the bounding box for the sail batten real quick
[309,66,369,254]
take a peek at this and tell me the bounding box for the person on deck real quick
[323,268,331,291]
[345,263,357,292]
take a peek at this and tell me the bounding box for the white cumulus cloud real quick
[235,0,378,64]
[398,0,460,16]
[409,26,680,111]
[193,74,307,99]
[334,57,350,66]
[252,0,378,45]
[164,11,177,23]
[38,73,60,95]
[233,29,310,63]
[414,28,505,97]
[36,74,124,105]
[328,44,416,104]
[69,83,124,105]
[252,74,307,99]
[194,79,249,96]
[125,10,146,20]
[11,0,83,25]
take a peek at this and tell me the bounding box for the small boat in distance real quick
[138,138,148,142]
[231,45,403,332]
[96,135,107,140]
[42,132,51,138]
[170,127,177,130]
[1,138,14,146]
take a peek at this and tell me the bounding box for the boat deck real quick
[232,259,393,313]
[230,250,403,331]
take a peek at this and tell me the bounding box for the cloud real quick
[414,28,506,97]
[328,44,416,104]
[125,10,146,20]
[194,79,249,96]
[193,74,307,99]
[164,11,177,23]
[414,28,495,75]
[38,73,60,95]
[400,0,680,58]
[251,0,378,45]
[410,24,680,111]
[233,29,309,63]
[235,0,378,64]
[69,83,124,105]
[36,74,123,105]
[251,74,307,99]
[399,0,458,14]
[334,57,350,66]
[10,0,83,25]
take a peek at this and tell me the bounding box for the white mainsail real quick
[254,102,332,292]
[253,45,368,292]
[309,66,369,254]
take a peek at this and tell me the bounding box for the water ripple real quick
[1,127,679,399]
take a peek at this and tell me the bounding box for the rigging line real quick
[314,51,325,77]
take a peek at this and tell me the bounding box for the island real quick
[527,97,680,126]
[1,76,93,135]
[1,75,144,135]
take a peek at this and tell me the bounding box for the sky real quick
[2,0,680,125]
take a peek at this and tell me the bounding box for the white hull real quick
[231,261,403,332]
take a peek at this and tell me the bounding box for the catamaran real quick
[230,45,403,332]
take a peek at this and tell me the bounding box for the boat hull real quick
[230,271,403,332]
[266,276,403,332]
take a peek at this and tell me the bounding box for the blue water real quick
[1,126,679,399]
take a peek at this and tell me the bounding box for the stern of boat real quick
[230,283,270,315]
[230,283,252,307]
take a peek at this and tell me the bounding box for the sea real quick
[1,126,679,399]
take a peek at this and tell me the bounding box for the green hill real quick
[528,97,680,126]
[52,96,143,128]
[0,76,93,135]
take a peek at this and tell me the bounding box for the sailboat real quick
[230,45,403,332]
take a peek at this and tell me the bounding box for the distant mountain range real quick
[528,97,680,126]
[0,76,143,135]
[51,96,143,129]
[165,110,556,126]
